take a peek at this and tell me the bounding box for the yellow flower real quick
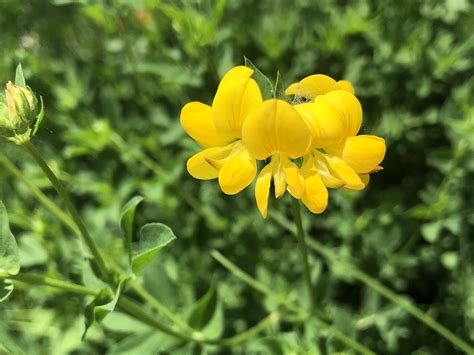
[242,99,312,218]
[181,66,263,194]
[285,74,386,214]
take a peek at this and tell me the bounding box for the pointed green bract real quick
[131,223,176,274]
[14,64,26,88]
[0,201,20,276]
[120,196,144,262]
[244,57,274,100]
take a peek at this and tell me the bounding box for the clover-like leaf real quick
[0,201,20,276]
[120,196,144,263]
[131,223,176,274]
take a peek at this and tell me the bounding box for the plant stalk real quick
[290,198,314,313]
[22,141,110,280]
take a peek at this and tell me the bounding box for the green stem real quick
[210,250,375,355]
[22,141,110,280]
[129,282,194,333]
[117,297,195,342]
[205,312,279,347]
[271,212,474,354]
[0,152,79,235]
[0,272,98,296]
[290,199,314,313]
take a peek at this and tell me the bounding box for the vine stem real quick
[271,211,474,354]
[290,198,314,313]
[22,141,110,280]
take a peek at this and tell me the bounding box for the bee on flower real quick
[181,66,386,218]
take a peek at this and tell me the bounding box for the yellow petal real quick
[219,66,254,85]
[337,80,355,95]
[284,74,340,99]
[255,163,273,218]
[218,148,257,195]
[323,154,365,190]
[242,99,312,160]
[334,135,386,174]
[324,90,362,137]
[281,157,304,199]
[186,145,233,180]
[272,158,286,199]
[360,174,370,187]
[312,151,345,188]
[180,102,232,147]
[212,72,262,138]
[294,96,345,148]
[301,173,328,214]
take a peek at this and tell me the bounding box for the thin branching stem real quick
[22,141,111,280]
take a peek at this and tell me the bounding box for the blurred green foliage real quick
[0,0,473,353]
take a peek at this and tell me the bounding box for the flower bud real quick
[0,80,43,144]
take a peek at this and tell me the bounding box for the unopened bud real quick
[0,76,43,144]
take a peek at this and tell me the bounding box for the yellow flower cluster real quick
[181,66,386,218]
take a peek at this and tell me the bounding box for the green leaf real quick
[120,196,144,263]
[132,223,176,274]
[0,279,14,302]
[0,201,20,275]
[244,57,274,100]
[14,64,26,88]
[82,277,127,340]
[187,282,217,330]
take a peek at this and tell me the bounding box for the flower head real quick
[0,70,43,145]
[181,66,386,218]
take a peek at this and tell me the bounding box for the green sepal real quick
[131,223,176,274]
[32,96,44,136]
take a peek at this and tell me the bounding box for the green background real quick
[0,0,473,353]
